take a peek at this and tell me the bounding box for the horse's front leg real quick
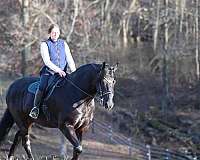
[8,131,22,160]
[59,124,82,160]
[72,130,83,160]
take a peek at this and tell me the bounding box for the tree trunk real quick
[179,0,185,33]
[153,0,160,51]
[81,0,90,48]
[67,0,79,42]
[162,0,170,114]
[21,0,29,76]
[195,0,199,80]
[173,0,179,86]
[122,17,128,48]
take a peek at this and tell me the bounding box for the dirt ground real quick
[0,114,133,160]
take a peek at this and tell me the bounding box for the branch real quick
[67,0,79,42]
[85,0,101,10]
[19,38,38,52]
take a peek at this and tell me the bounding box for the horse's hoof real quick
[8,156,14,160]
[74,145,82,153]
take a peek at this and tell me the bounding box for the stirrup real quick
[29,107,39,119]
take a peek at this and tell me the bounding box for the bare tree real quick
[179,0,185,33]
[153,0,160,51]
[20,0,30,76]
[162,0,170,113]
[67,0,80,42]
[195,0,199,80]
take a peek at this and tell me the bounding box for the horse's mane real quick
[69,63,102,79]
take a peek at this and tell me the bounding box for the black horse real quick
[0,62,117,160]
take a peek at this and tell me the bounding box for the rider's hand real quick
[57,70,66,77]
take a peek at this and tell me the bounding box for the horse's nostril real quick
[105,103,113,110]
[100,99,103,105]
[105,103,108,109]
[108,103,114,110]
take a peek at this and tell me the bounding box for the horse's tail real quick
[0,108,14,144]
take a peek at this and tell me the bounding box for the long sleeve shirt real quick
[40,41,76,73]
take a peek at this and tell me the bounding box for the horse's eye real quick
[113,80,116,84]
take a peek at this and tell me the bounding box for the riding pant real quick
[38,66,52,92]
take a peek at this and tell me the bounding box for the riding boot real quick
[29,89,43,119]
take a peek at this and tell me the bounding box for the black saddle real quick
[28,73,66,100]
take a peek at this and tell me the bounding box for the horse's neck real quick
[70,68,97,98]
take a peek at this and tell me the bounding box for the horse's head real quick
[96,62,118,110]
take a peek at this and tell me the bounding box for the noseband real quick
[98,83,112,105]
[98,77,113,101]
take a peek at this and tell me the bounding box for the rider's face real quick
[50,27,60,41]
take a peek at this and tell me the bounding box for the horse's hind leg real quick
[22,134,34,160]
[8,131,33,160]
[8,131,22,160]
[14,118,34,160]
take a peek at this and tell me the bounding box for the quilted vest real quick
[45,38,67,70]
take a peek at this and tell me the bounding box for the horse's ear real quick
[113,62,119,72]
[101,62,106,70]
[99,62,106,78]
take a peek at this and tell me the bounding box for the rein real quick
[63,76,111,103]
[63,76,94,98]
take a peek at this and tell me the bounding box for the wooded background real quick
[1,0,199,111]
[0,0,199,80]
[0,0,200,156]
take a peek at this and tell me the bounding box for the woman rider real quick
[29,24,76,119]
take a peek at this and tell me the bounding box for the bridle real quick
[97,77,114,104]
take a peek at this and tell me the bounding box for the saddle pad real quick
[28,81,40,94]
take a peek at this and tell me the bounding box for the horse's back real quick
[6,77,39,107]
